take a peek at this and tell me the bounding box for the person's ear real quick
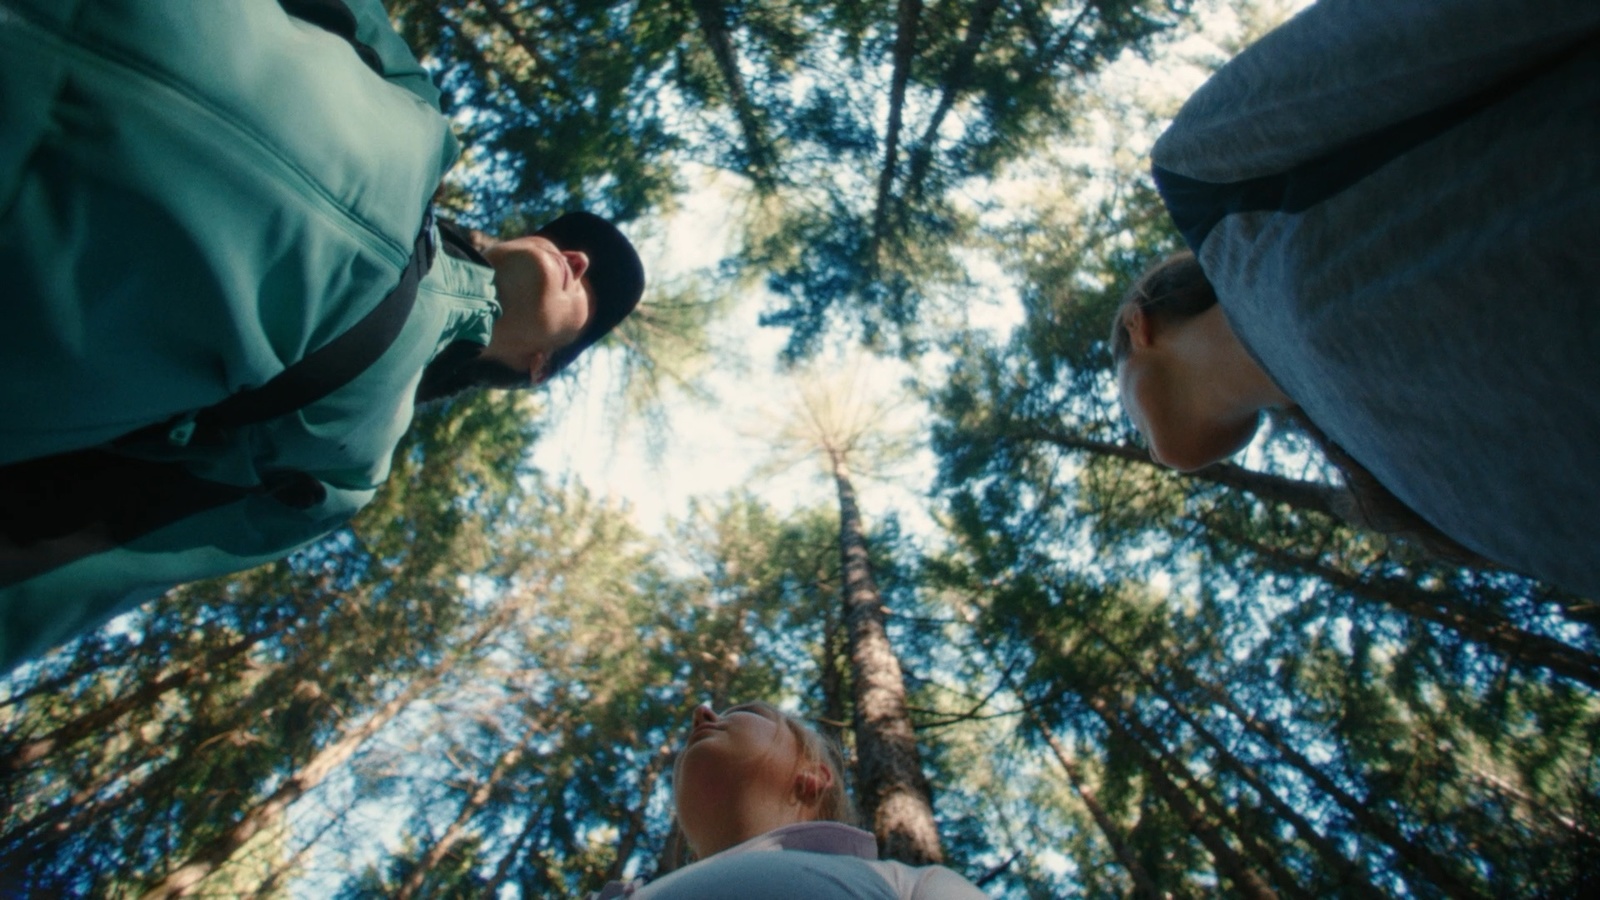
[528,351,551,385]
[1126,307,1156,350]
[794,765,833,805]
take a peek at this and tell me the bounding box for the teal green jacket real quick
[0,0,501,668]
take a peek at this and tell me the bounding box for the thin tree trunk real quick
[397,734,532,900]
[0,648,117,713]
[653,821,689,878]
[0,738,166,867]
[1145,679,1388,900]
[687,0,777,189]
[483,806,546,897]
[1080,624,1391,900]
[1467,766,1600,846]
[606,746,673,883]
[139,605,514,899]
[867,0,924,264]
[1088,697,1280,900]
[1117,705,1309,900]
[474,0,553,72]
[831,452,942,864]
[983,626,1163,896]
[1031,711,1164,899]
[4,610,306,773]
[902,0,1003,200]
[249,799,348,899]
[1217,524,1600,690]
[1185,672,1491,900]
[1018,428,1341,517]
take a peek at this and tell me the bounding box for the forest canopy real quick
[2,1,1595,898]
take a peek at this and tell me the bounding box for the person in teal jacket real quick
[0,0,646,669]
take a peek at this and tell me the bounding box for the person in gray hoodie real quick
[1110,0,1600,595]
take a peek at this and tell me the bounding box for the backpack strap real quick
[1,215,436,582]
[128,212,435,448]
[198,212,435,434]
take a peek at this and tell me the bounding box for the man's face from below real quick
[481,235,595,380]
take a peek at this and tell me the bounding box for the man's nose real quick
[692,703,717,727]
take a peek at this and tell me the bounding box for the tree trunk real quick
[1088,697,1280,900]
[1185,672,1491,900]
[867,0,924,263]
[1031,711,1164,899]
[818,604,849,749]
[139,605,514,899]
[397,734,532,900]
[1217,523,1600,690]
[687,0,776,189]
[1019,427,1342,517]
[831,452,942,864]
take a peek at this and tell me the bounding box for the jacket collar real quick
[712,822,879,862]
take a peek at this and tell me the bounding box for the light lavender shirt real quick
[593,823,988,900]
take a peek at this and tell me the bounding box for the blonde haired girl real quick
[593,702,986,900]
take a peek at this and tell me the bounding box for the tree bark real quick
[818,605,849,749]
[832,452,942,864]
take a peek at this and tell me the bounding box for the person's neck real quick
[1172,305,1292,420]
[691,802,807,859]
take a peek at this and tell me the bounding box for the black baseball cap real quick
[535,211,646,375]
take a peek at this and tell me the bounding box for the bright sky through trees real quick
[533,0,1312,543]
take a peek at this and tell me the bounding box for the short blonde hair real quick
[771,702,857,827]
